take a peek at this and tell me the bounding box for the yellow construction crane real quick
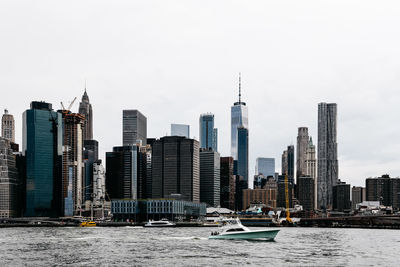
[284,172,293,224]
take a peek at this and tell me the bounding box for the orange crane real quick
[284,172,293,224]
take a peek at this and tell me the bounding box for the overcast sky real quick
[1,0,400,187]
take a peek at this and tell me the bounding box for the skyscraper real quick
[220,157,235,210]
[23,102,63,217]
[212,128,218,152]
[200,148,220,207]
[61,112,84,216]
[106,145,147,200]
[151,136,200,202]
[281,146,294,185]
[317,103,338,210]
[237,127,249,183]
[78,89,93,141]
[0,137,19,218]
[199,113,217,150]
[305,137,317,208]
[123,110,147,146]
[171,123,190,138]
[296,127,309,180]
[255,157,275,177]
[1,109,15,143]
[231,74,248,160]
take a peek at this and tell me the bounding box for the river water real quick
[0,227,398,266]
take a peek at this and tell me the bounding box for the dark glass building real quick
[220,157,235,210]
[333,180,351,212]
[106,145,147,200]
[199,148,220,207]
[23,102,63,217]
[237,127,249,183]
[298,176,314,210]
[151,136,200,202]
[366,174,400,209]
[123,110,147,146]
[199,113,216,151]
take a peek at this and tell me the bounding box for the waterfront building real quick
[200,148,220,207]
[220,157,235,210]
[352,186,366,211]
[61,112,84,216]
[231,73,248,160]
[171,123,190,138]
[297,176,314,210]
[23,102,63,217]
[78,89,93,141]
[106,145,147,200]
[151,136,200,202]
[366,174,400,209]
[296,127,309,180]
[111,199,206,222]
[305,137,317,208]
[93,160,105,203]
[1,109,15,143]
[242,186,277,210]
[0,137,20,218]
[333,180,351,212]
[145,140,154,199]
[255,157,275,177]
[123,110,147,146]
[199,113,217,151]
[317,102,338,210]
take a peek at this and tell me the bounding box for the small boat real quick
[79,221,96,227]
[144,218,175,227]
[208,217,279,241]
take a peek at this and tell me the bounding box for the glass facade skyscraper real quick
[199,113,217,151]
[237,127,249,183]
[255,157,275,177]
[171,123,190,138]
[23,102,63,217]
[123,110,147,146]
[317,102,338,210]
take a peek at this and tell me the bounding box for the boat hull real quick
[209,229,279,240]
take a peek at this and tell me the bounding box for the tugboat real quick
[209,217,279,240]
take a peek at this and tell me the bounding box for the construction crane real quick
[60,97,77,113]
[284,172,293,224]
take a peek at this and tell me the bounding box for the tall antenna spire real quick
[238,72,241,103]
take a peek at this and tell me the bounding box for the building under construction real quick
[61,111,84,216]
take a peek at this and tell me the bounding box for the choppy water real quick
[0,227,398,266]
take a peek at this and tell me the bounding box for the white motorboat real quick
[144,218,176,227]
[209,217,279,240]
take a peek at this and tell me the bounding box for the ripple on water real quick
[0,227,399,266]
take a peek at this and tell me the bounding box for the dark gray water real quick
[0,227,398,266]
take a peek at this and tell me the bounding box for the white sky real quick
[1,0,400,187]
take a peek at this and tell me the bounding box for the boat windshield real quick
[225,228,245,232]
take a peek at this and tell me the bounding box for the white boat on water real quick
[208,217,279,241]
[144,218,176,227]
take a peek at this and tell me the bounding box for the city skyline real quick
[2,1,400,188]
